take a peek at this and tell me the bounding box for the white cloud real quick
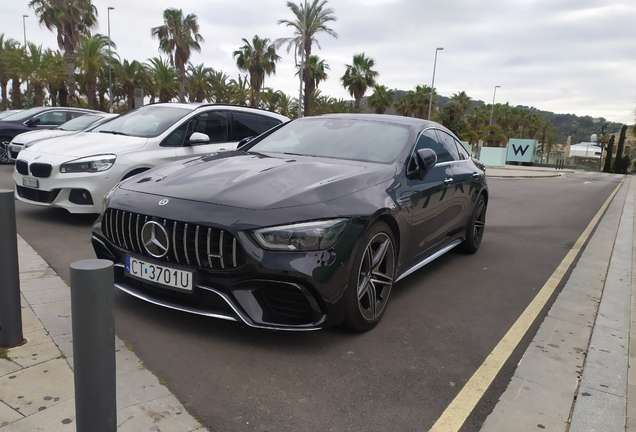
[1,0,634,123]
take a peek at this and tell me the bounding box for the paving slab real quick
[569,387,626,432]
[0,398,76,432]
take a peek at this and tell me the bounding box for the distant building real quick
[569,134,601,160]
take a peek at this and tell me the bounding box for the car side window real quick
[68,111,87,120]
[162,123,188,147]
[434,130,461,162]
[188,111,228,144]
[33,110,67,126]
[233,112,260,140]
[455,139,470,160]
[408,129,440,172]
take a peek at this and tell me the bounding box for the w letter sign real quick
[506,139,537,163]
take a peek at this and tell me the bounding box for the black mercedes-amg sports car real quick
[92,114,488,332]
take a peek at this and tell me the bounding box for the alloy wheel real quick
[357,232,395,322]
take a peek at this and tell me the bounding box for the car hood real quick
[27,132,148,157]
[120,151,397,210]
[11,129,72,145]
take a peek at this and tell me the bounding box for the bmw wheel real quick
[0,141,11,164]
[342,222,396,332]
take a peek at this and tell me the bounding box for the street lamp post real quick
[107,7,114,113]
[489,85,500,126]
[23,14,29,108]
[427,47,443,121]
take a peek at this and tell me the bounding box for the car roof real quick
[144,103,289,121]
[310,113,438,128]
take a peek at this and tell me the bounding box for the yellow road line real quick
[429,178,625,432]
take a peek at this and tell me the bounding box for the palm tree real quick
[115,59,142,110]
[76,34,114,110]
[367,85,395,114]
[151,8,204,103]
[296,55,329,103]
[233,36,281,107]
[24,43,49,106]
[276,0,338,116]
[209,70,231,103]
[146,57,179,103]
[7,46,27,109]
[0,35,20,110]
[186,63,214,103]
[42,49,67,106]
[29,0,98,106]
[341,53,378,112]
[227,75,250,106]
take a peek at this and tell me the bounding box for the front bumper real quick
[13,158,124,213]
[91,203,366,330]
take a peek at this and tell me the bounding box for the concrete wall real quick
[480,147,508,167]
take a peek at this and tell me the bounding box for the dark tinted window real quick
[413,129,454,163]
[409,129,439,172]
[233,112,260,140]
[434,130,460,162]
[456,140,470,160]
[189,111,228,143]
[34,110,68,126]
[162,123,188,147]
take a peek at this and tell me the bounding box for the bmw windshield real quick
[248,117,410,164]
[93,106,190,138]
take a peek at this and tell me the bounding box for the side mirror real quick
[25,118,40,127]
[238,136,255,148]
[416,148,437,178]
[186,132,209,144]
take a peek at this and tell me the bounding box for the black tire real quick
[342,221,397,332]
[459,194,486,254]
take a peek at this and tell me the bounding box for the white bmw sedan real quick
[13,103,288,213]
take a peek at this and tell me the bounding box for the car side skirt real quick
[395,239,462,282]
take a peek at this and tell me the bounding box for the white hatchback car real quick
[14,103,289,213]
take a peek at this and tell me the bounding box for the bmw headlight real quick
[252,219,349,252]
[60,154,116,173]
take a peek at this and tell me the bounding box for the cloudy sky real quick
[2,0,635,124]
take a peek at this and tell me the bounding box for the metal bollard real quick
[0,189,23,348]
[70,259,116,432]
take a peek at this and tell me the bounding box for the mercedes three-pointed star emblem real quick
[140,221,170,258]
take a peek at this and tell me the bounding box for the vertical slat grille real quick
[102,208,244,271]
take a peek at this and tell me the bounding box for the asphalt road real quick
[0,164,624,431]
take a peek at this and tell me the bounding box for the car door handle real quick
[443,178,453,185]
[472,172,481,178]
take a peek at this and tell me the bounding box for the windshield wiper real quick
[99,130,129,136]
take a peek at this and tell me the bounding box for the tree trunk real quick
[64,41,77,107]
[33,82,44,106]
[302,41,312,117]
[0,81,7,111]
[48,84,58,107]
[11,77,22,109]
[178,65,186,103]
[86,73,97,110]
[59,84,68,107]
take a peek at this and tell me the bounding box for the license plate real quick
[22,177,38,188]
[125,256,193,291]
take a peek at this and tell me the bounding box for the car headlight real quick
[252,219,349,251]
[60,155,117,173]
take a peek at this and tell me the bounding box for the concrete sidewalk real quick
[0,236,207,431]
[483,175,635,431]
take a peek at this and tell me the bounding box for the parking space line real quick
[429,179,624,432]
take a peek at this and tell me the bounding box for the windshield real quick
[58,114,104,131]
[248,117,411,163]
[93,106,191,138]
[0,110,21,120]
[1,107,48,121]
